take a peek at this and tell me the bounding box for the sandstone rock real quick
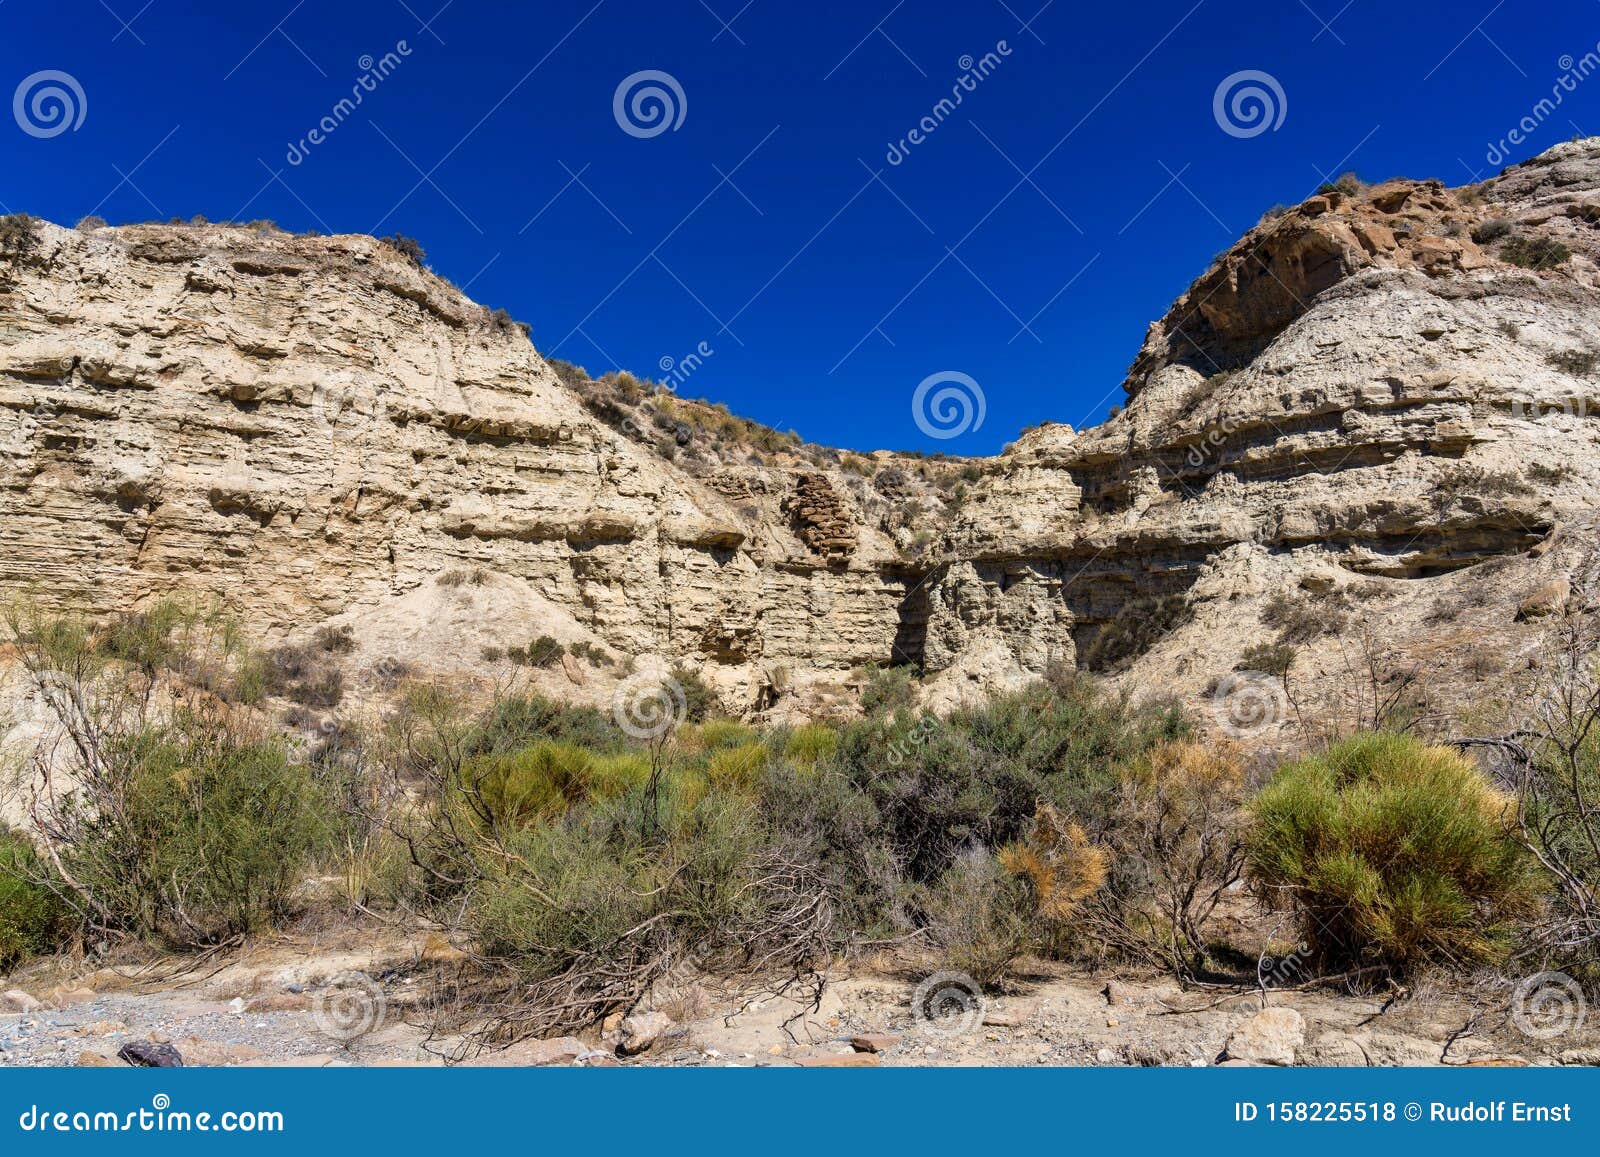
[2,142,1598,727]
[1222,1008,1305,1066]
[849,1033,899,1053]
[1298,1033,1371,1067]
[2,989,43,1013]
[75,1051,120,1067]
[1560,1048,1600,1066]
[617,1011,674,1056]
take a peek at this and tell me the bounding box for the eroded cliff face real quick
[914,140,1600,718]
[3,139,1599,727]
[0,222,927,713]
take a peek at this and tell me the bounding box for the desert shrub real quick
[481,645,504,662]
[1247,732,1541,979]
[860,664,917,716]
[689,720,756,751]
[1240,641,1296,676]
[919,848,1036,987]
[1083,741,1250,976]
[1470,218,1512,244]
[469,742,648,830]
[0,213,40,260]
[257,643,345,707]
[1545,349,1599,377]
[486,308,530,338]
[545,358,591,391]
[832,678,1187,886]
[1261,590,1349,644]
[1501,234,1571,270]
[469,694,623,755]
[1528,462,1574,485]
[18,710,338,947]
[315,624,355,654]
[784,725,838,767]
[704,743,768,794]
[672,666,720,723]
[567,640,613,667]
[0,829,72,970]
[381,234,426,265]
[1512,612,1600,966]
[1081,594,1192,671]
[1316,171,1364,197]
[527,635,565,669]
[461,778,833,1046]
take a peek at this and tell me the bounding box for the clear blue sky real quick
[3,0,1598,452]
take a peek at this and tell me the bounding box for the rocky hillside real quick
[3,139,1599,732]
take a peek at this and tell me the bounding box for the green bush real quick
[832,677,1188,885]
[0,829,71,970]
[41,714,341,947]
[783,725,838,767]
[1500,234,1571,270]
[860,664,916,716]
[672,666,721,723]
[469,694,623,755]
[918,848,1034,987]
[527,635,565,668]
[469,741,648,829]
[1247,732,1541,978]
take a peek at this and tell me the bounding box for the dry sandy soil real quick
[4,929,1596,1070]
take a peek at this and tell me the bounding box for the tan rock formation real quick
[4,139,1600,730]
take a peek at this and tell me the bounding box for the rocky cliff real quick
[4,139,1599,732]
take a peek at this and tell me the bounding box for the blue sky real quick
[3,0,1599,452]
